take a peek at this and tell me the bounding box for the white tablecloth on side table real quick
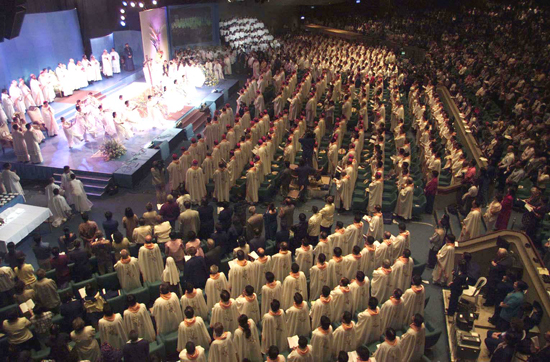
[0,204,52,253]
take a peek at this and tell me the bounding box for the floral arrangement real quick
[200,64,219,87]
[100,139,126,161]
[150,25,165,53]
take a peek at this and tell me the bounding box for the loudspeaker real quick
[4,0,26,40]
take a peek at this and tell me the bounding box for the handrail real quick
[436,85,488,170]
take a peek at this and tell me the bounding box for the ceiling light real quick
[122,1,128,5]
[152,0,157,4]
[130,2,136,7]
[120,8,125,13]
[138,2,144,7]
[120,21,126,26]
[121,15,125,20]
[300,16,305,20]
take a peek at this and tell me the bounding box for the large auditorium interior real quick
[0,0,549,361]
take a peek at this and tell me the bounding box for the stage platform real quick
[1,73,240,196]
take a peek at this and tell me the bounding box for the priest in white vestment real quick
[228,250,254,298]
[252,248,271,294]
[138,237,164,283]
[11,124,30,163]
[114,250,142,292]
[400,314,426,362]
[186,160,207,203]
[328,247,346,289]
[271,243,292,282]
[402,275,425,322]
[335,172,352,211]
[365,205,384,242]
[432,234,456,287]
[295,240,314,278]
[213,162,230,202]
[343,246,363,281]
[373,328,402,362]
[210,290,239,333]
[261,299,287,353]
[180,342,207,362]
[208,323,239,362]
[310,316,333,362]
[350,271,370,313]
[69,174,93,212]
[285,293,311,338]
[98,305,128,350]
[394,178,414,220]
[102,50,113,77]
[310,286,333,330]
[261,272,282,315]
[180,283,209,320]
[151,283,183,334]
[282,263,308,309]
[459,200,482,241]
[356,296,383,346]
[287,337,314,362]
[314,232,332,262]
[266,346,286,362]
[380,289,406,332]
[41,102,58,137]
[371,259,394,303]
[309,253,329,301]
[2,163,25,199]
[110,49,121,74]
[235,285,261,323]
[177,306,211,351]
[332,311,357,356]
[233,315,263,362]
[361,236,378,277]
[331,278,353,322]
[391,249,413,293]
[9,80,25,114]
[392,223,411,261]
[328,222,346,253]
[23,124,43,163]
[205,266,229,310]
[123,295,156,342]
[367,172,383,214]
[375,232,394,269]
[344,215,364,255]
[50,188,71,227]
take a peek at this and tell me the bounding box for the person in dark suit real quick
[529,331,550,362]
[211,223,228,250]
[183,246,208,289]
[204,239,223,269]
[198,198,214,240]
[68,240,92,282]
[490,331,518,362]
[123,330,149,362]
[123,43,135,71]
[275,228,290,247]
[227,216,243,253]
[218,203,233,232]
[291,213,309,252]
[102,211,119,242]
[59,293,84,333]
[278,198,295,231]
[249,229,266,252]
[446,259,469,316]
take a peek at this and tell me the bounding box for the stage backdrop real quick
[0,9,84,90]
[139,8,170,64]
[91,30,144,70]
[168,3,220,51]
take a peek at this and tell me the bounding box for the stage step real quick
[178,109,209,134]
[53,172,112,198]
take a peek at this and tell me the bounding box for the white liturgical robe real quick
[327,257,346,289]
[138,244,164,283]
[177,317,211,351]
[367,213,384,242]
[70,179,93,212]
[114,257,142,291]
[400,325,426,362]
[180,289,209,320]
[350,279,370,313]
[331,285,353,322]
[228,260,254,299]
[287,345,314,362]
[432,243,455,286]
[98,314,128,350]
[252,256,271,294]
[151,292,183,334]
[344,222,363,255]
[186,167,207,203]
[402,285,425,322]
[309,263,329,301]
[208,332,238,362]
[282,272,308,310]
[310,327,333,362]
[392,231,410,261]
[391,257,413,294]
[356,308,382,346]
[332,322,357,356]
[50,194,71,227]
[235,293,261,323]
[295,246,314,278]
[210,300,239,333]
[310,296,333,330]
[123,304,156,342]
[380,297,405,332]
[179,346,207,362]
[373,338,402,362]
[371,267,394,303]
[395,185,413,220]
[459,208,482,241]
[285,302,311,338]
[233,319,263,362]
[261,309,287,353]
[261,281,282,316]
[367,179,383,214]
[271,251,292,282]
[205,273,228,310]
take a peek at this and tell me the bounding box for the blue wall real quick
[0,9,85,90]
[113,30,144,68]
[90,34,114,60]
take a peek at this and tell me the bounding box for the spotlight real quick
[120,21,126,26]
[121,15,126,20]
[130,2,135,7]
[120,8,125,13]
[138,2,144,7]
[356,0,360,3]
[152,0,157,4]
[300,16,305,20]
[122,1,127,5]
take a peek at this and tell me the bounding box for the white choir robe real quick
[344,222,363,254]
[282,272,308,310]
[179,346,207,362]
[330,285,353,322]
[210,300,239,333]
[367,213,384,242]
[367,180,383,214]
[123,304,156,342]
[327,231,346,256]
[233,319,263,362]
[459,208,482,241]
[102,54,113,77]
[29,79,44,105]
[309,264,329,301]
[310,297,333,330]
[261,310,287,353]
[432,244,455,286]
[186,167,207,203]
[110,52,121,74]
[350,279,370,313]
[373,338,402,362]
[380,298,405,332]
[50,194,71,227]
[98,314,128,350]
[180,289,209,320]
[228,260,254,299]
[392,231,410,261]
[392,257,414,293]
[285,302,311,338]
[374,240,393,270]
[287,345,314,362]
[208,332,238,362]
[395,185,413,220]
[327,257,346,289]
[400,325,426,362]
[310,327,333,362]
[213,168,230,202]
[252,257,271,294]
[371,267,394,303]
[260,281,282,316]
[23,130,43,164]
[12,131,29,163]
[176,317,211,351]
[235,294,261,324]
[70,179,93,212]
[271,251,292,282]
[342,254,362,281]
[356,308,382,345]
[295,246,314,278]
[114,257,142,292]
[205,273,228,310]
[41,106,58,136]
[151,292,183,334]
[313,239,332,262]
[402,286,425,322]
[332,323,357,356]
[60,171,74,204]
[361,245,377,277]
[138,244,164,283]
